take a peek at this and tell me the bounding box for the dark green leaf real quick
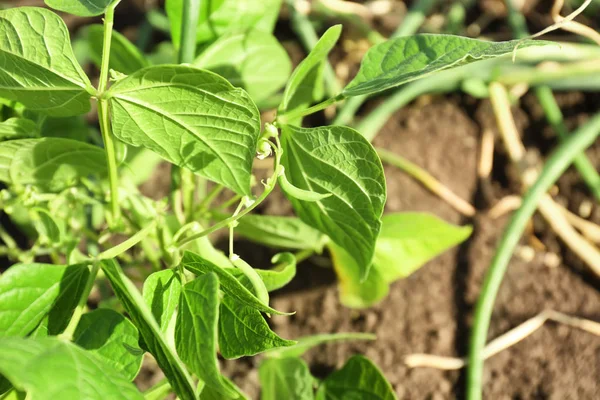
[175,273,239,398]
[281,124,386,277]
[107,65,260,196]
[259,357,314,400]
[234,215,325,251]
[100,259,197,400]
[40,116,90,142]
[343,34,550,97]
[142,269,182,334]
[0,7,93,116]
[194,30,291,104]
[0,118,38,140]
[181,251,292,315]
[0,138,107,192]
[0,337,143,400]
[0,263,88,337]
[88,25,149,74]
[45,0,113,17]
[219,296,295,359]
[316,355,396,400]
[73,308,144,381]
[280,25,341,116]
[266,332,376,359]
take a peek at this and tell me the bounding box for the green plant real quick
[0,0,550,398]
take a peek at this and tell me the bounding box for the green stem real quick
[466,112,600,400]
[97,220,157,260]
[196,184,224,213]
[0,224,17,249]
[278,95,345,124]
[98,3,121,224]
[59,262,100,340]
[143,378,171,400]
[392,0,438,37]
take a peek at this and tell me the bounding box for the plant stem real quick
[196,184,224,213]
[278,94,345,124]
[98,3,121,224]
[59,262,100,340]
[466,112,600,400]
[97,220,157,260]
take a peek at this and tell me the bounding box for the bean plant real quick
[0,0,548,398]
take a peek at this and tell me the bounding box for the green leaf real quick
[194,30,291,104]
[175,273,239,398]
[281,124,386,277]
[100,259,197,400]
[219,296,296,359]
[316,355,396,400]
[234,215,325,251]
[0,7,93,116]
[73,308,144,381]
[343,34,550,97]
[328,242,388,309]
[0,118,38,140]
[374,213,472,282]
[87,25,149,74]
[0,138,106,191]
[199,376,248,400]
[32,207,62,244]
[0,263,89,337]
[259,357,315,400]
[227,253,297,292]
[142,269,182,334]
[40,116,90,142]
[107,65,260,196]
[0,337,143,400]
[181,251,292,315]
[266,332,376,359]
[45,0,113,17]
[280,25,341,116]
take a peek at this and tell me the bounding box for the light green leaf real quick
[259,357,315,400]
[343,34,550,97]
[176,273,239,399]
[0,337,143,400]
[45,0,113,17]
[0,138,107,192]
[100,259,197,400]
[0,263,89,337]
[280,25,341,116]
[88,25,149,74]
[234,215,325,251]
[40,116,90,142]
[374,213,472,282]
[146,42,177,65]
[266,332,376,359]
[107,65,260,196]
[181,251,292,315]
[316,355,396,400]
[194,30,291,104]
[199,376,248,400]
[0,7,93,116]
[281,124,386,277]
[329,242,388,309]
[219,296,296,359]
[73,308,144,381]
[142,269,182,334]
[227,253,297,292]
[32,207,63,244]
[0,118,38,140]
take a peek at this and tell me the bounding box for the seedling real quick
[0,0,551,398]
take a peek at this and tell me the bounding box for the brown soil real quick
[221,95,600,399]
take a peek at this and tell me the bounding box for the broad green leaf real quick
[343,34,550,97]
[0,8,93,116]
[40,116,90,142]
[146,42,177,65]
[316,355,396,400]
[329,243,388,309]
[0,263,88,337]
[0,337,143,400]
[374,213,472,282]
[234,215,325,251]
[194,30,291,104]
[142,269,182,334]
[181,251,292,315]
[45,0,113,17]
[0,118,38,140]
[281,124,386,277]
[280,25,341,115]
[259,357,314,400]
[88,25,149,74]
[219,296,296,359]
[73,308,144,381]
[227,253,298,292]
[100,259,197,400]
[266,332,376,359]
[32,207,62,244]
[107,65,260,196]
[0,138,107,192]
[175,273,239,398]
